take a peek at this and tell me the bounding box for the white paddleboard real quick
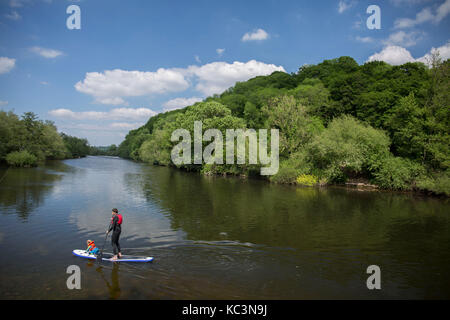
[72,249,154,262]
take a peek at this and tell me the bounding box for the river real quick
[0,156,449,299]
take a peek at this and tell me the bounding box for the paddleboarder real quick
[107,208,123,260]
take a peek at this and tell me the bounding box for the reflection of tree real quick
[0,162,73,220]
[95,264,121,300]
[125,165,450,257]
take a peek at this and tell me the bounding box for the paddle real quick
[97,223,111,264]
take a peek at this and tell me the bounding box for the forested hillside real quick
[118,56,449,195]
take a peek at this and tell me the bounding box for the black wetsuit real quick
[108,215,122,255]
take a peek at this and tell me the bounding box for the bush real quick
[307,115,391,182]
[416,172,450,196]
[270,167,298,184]
[5,151,38,167]
[372,157,425,190]
[296,174,318,186]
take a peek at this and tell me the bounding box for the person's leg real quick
[111,232,119,259]
[116,230,122,258]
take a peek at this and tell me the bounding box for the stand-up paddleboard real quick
[72,249,154,262]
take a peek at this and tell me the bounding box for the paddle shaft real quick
[97,222,111,263]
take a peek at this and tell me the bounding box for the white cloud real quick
[0,57,16,74]
[4,10,21,20]
[338,0,355,13]
[75,68,190,105]
[394,0,450,28]
[367,46,416,65]
[76,60,285,104]
[416,41,450,64]
[49,107,158,121]
[0,100,8,106]
[30,46,63,58]
[185,60,285,96]
[194,55,201,63]
[367,40,450,65]
[40,81,49,85]
[356,36,374,43]
[109,122,144,130]
[216,48,225,56]
[163,97,203,111]
[241,28,269,42]
[383,30,425,47]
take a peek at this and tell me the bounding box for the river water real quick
[0,156,449,299]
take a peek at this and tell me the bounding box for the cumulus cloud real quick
[185,60,285,96]
[30,46,63,58]
[367,46,416,65]
[383,30,425,47]
[163,97,203,111]
[241,28,269,42]
[367,41,450,65]
[0,57,16,74]
[416,41,450,64]
[394,0,450,28]
[75,60,285,104]
[75,68,190,105]
[49,107,158,121]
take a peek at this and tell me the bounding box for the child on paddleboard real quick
[86,240,99,255]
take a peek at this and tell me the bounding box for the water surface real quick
[0,156,449,299]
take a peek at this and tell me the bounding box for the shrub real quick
[296,174,318,186]
[307,115,391,182]
[416,172,450,196]
[5,151,38,167]
[372,156,425,190]
[270,167,298,184]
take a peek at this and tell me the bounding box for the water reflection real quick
[95,264,121,300]
[0,165,67,220]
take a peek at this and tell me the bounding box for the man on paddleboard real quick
[107,208,123,260]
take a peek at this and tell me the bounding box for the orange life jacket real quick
[87,241,96,249]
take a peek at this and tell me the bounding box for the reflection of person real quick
[86,240,99,255]
[107,208,123,260]
[96,264,121,300]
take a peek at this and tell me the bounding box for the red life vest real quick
[111,214,123,225]
[87,241,96,249]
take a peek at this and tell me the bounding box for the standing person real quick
[107,208,123,260]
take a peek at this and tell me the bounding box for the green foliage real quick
[307,115,391,182]
[5,151,38,167]
[372,157,425,190]
[416,171,450,196]
[270,167,298,184]
[263,95,324,157]
[0,111,83,166]
[61,133,90,158]
[117,56,449,195]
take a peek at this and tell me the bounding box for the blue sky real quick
[0,0,449,145]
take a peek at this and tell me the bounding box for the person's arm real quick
[108,216,118,233]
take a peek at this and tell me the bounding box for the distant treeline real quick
[0,111,90,167]
[89,145,118,156]
[117,55,449,196]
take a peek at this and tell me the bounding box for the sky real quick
[0,0,449,146]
